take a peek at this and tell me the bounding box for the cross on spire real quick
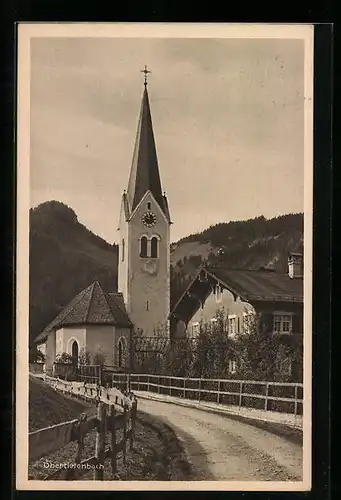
[141,65,151,86]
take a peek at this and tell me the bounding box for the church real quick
[35,70,172,374]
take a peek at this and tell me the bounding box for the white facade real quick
[187,286,255,337]
[118,190,170,337]
[41,324,131,374]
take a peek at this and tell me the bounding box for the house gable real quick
[170,266,303,339]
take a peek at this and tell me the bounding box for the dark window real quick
[118,340,123,367]
[121,238,125,262]
[71,340,79,365]
[147,202,151,209]
[151,236,158,258]
[140,236,148,257]
[146,300,149,311]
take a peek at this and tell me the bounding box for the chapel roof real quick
[35,281,132,344]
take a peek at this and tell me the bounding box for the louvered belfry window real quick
[140,236,148,257]
[151,236,158,258]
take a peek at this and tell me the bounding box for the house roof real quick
[126,86,170,221]
[170,265,303,324]
[205,266,303,303]
[35,281,132,344]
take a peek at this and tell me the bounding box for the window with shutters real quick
[228,359,237,374]
[228,315,237,337]
[192,322,200,336]
[242,311,255,333]
[273,313,293,334]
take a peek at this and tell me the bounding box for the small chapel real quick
[35,69,172,374]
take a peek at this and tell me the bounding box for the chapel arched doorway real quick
[71,340,79,365]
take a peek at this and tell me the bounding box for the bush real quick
[130,308,302,383]
[55,352,73,364]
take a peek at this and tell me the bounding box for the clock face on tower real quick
[142,211,157,227]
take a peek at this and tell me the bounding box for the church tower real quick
[118,68,171,337]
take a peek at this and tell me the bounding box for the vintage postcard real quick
[16,22,314,491]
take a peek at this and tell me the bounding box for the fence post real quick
[147,375,150,392]
[217,380,221,404]
[198,378,201,403]
[239,382,243,408]
[137,374,140,392]
[65,412,87,479]
[96,385,101,406]
[130,398,137,451]
[123,405,128,465]
[264,383,269,411]
[94,403,106,480]
[109,404,117,478]
[158,376,160,394]
[183,378,186,398]
[294,384,298,417]
[169,377,171,396]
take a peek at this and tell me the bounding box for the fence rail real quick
[111,373,303,416]
[29,375,137,480]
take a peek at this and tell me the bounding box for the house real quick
[34,71,172,373]
[169,253,303,379]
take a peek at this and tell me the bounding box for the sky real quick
[30,36,305,243]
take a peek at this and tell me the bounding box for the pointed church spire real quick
[126,72,169,219]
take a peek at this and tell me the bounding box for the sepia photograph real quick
[16,23,314,491]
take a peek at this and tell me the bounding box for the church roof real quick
[126,86,170,221]
[170,265,303,324]
[35,281,132,343]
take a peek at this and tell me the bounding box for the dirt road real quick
[137,398,303,481]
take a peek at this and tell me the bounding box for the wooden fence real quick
[112,373,303,416]
[29,362,45,374]
[29,375,137,480]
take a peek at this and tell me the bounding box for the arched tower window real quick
[151,236,158,258]
[140,236,148,258]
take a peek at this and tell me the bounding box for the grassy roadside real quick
[28,376,193,481]
[29,375,95,432]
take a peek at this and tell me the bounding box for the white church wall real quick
[85,325,115,365]
[45,330,56,374]
[57,327,86,356]
[126,191,170,336]
[37,342,46,357]
[118,199,129,304]
[55,328,63,356]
